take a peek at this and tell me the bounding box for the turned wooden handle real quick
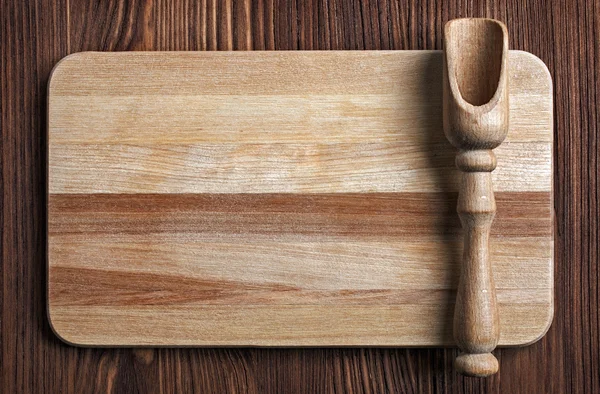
[454,153,500,376]
[443,18,509,377]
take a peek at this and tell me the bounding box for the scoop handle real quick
[453,151,500,377]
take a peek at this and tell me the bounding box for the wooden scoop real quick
[443,18,509,377]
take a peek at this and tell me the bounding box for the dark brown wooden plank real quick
[2,0,599,392]
[1,1,69,393]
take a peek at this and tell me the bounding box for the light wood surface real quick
[443,18,508,377]
[47,50,553,347]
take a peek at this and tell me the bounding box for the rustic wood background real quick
[1,0,598,393]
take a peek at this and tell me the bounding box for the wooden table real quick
[2,1,597,393]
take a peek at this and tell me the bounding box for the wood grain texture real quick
[2,0,598,393]
[47,50,552,347]
[46,52,552,194]
[47,194,552,346]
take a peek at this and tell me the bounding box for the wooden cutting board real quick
[47,51,553,347]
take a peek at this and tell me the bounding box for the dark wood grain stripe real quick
[48,192,552,237]
[48,266,550,307]
[49,266,447,306]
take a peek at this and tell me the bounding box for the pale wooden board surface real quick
[47,51,553,347]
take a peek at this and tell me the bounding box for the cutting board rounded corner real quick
[47,300,87,347]
[48,52,93,93]
[514,302,554,347]
[511,50,552,84]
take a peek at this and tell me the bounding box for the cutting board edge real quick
[46,49,554,347]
